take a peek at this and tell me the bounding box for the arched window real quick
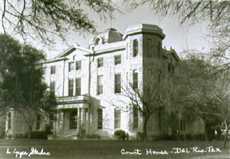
[95,37,104,45]
[133,39,138,57]
[95,38,100,45]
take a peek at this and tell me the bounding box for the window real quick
[157,42,161,57]
[168,63,175,73]
[95,38,100,45]
[133,39,138,57]
[133,107,138,129]
[49,113,55,129]
[97,75,103,95]
[114,55,121,65]
[36,114,41,130]
[114,109,121,129]
[68,62,74,72]
[133,71,138,89]
[147,39,153,57]
[69,110,78,129]
[68,79,74,96]
[97,108,103,129]
[114,73,121,93]
[50,66,56,74]
[76,61,81,70]
[43,67,46,74]
[50,81,55,93]
[85,108,88,121]
[7,112,11,129]
[97,58,103,67]
[75,78,81,96]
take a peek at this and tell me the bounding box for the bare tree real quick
[128,0,230,65]
[129,0,229,24]
[122,58,175,139]
[213,68,230,147]
[0,0,114,42]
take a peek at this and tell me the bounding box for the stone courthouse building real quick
[4,24,205,139]
[43,24,181,139]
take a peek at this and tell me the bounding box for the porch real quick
[53,95,93,139]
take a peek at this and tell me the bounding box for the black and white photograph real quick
[0,0,229,159]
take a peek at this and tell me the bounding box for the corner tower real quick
[124,24,167,138]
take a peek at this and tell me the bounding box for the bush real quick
[31,131,48,139]
[114,130,128,140]
[15,134,27,138]
[137,132,145,140]
[154,134,206,141]
[77,128,86,139]
[45,124,52,135]
[85,134,101,139]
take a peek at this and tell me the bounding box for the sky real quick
[0,1,214,59]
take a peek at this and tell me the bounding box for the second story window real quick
[75,78,81,96]
[133,39,138,57]
[114,55,121,65]
[97,57,103,68]
[50,81,55,93]
[133,71,138,90]
[157,41,162,57]
[97,75,103,95]
[147,39,153,57]
[50,65,56,74]
[68,79,74,96]
[76,61,81,70]
[69,62,74,72]
[114,73,121,93]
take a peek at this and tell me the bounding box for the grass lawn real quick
[0,139,229,159]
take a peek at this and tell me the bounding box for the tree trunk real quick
[143,115,150,140]
[204,123,209,141]
[224,120,229,148]
[204,122,215,141]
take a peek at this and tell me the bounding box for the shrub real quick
[77,128,86,139]
[31,131,48,139]
[136,132,144,140]
[45,124,52,135]
[85,134,101,139]
[15,134,27,138]
[114,130,128,140]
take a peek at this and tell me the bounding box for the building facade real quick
[4,24,205,139]
[43,24,183,139]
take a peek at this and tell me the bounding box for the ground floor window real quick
[180,119,186,131]
[114,109,121,129]
[69,110,78,129]
[133,107,138,129]
[97,108,103,129]
[84,108,88,121]
[7,112,11,129]
[36,114,41,130]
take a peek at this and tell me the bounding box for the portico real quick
[54,95,92,138]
